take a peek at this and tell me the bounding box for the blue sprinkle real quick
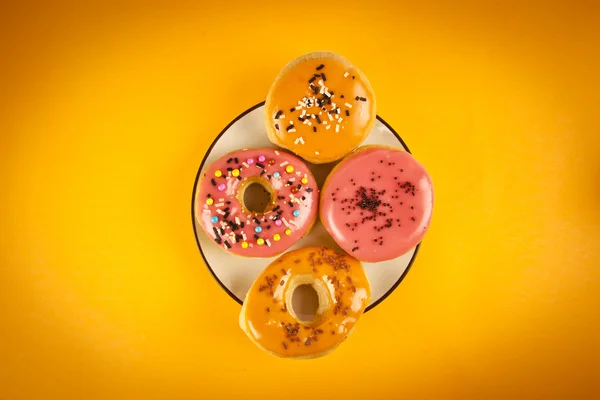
[273,171,281,178]
[255,226,263,233]
[211,216,219,224]
[293,210,300,217]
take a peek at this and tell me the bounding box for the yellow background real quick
[1,1,599,399]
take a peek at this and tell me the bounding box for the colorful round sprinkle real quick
[257,238,265,246]
[241,241,249,249]
[273,234,281,241]
[258,155,266,162]
[273,172,281,178]
[214,170,223,177]
[217,183,226,191]
[285,165,295,173]
[285,229,292,236]
[206,198,214,205]
[301,177,308,184]
[274,220,282,227]
[255,226,263,233]
[211,216,219,224]
[293,210,300,217]
[247,158,255,165]
[232,169,240,177]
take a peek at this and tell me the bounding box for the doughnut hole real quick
[285,275,330,325]
[238,177,276,214]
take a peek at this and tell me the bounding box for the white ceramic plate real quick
[191,102,419,312]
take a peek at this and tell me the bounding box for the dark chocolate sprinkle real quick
[316,64,325,70]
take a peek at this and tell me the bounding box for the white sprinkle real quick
[279,161,289,167]
[214,202,224,207]
[336,124,340,133]
[324,91,331,97]
[337,108,340,114]
[331,102,337,109]
[217,209,225,215]
[275,150,280,155]
[303,119,309,125]
[290,120,294,125]
[311,114,316,119]
[289,177,296,181]
[266,239,271,247]
[318,79,324,86]
[338,117,343,123]
[242,232,247,240]
[282,218,290,227]
[280,114,285,119]
[326,125,331,130]
[218,198,224,202]
[231,236,236,243]
[235,217,241,225]
[289,128,296,133]
[315,151,320,155]
[307,121,312,126]
[294,137,300,145]
[319,111,323,115]
[323,121,328,125]
[289,220,298,227]
[344,72,349,78]
[328,113,333,121]
[203,209,211,214]
[345,102,353,108]
[242,162,249,168]
[295,105,302,110]
[296,171,302,176]
[247,219,251,224]
[301,109,306,117]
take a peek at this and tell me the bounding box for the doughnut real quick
[265,51,376,164]
[239,247,370,359]
[320,145,434,262]
[195,148,319,257]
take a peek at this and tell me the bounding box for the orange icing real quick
[266,53,376,163]
[242,247,370,358]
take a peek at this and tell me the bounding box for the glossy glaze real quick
[265,52,376,163]
[196,148,318,257]
[321,146,434,262]
[241,247,370,358]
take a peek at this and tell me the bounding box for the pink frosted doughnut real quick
[320,146,434,262]
[196,148,319,257]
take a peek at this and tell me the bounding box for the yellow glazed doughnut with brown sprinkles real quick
[239,247,371,359]
[265,51,377,164]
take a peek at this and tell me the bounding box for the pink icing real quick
[321,147,433,262]
[196,148,319,257]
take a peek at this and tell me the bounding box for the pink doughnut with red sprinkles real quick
[196,148,319,257]
[320,146,434,262]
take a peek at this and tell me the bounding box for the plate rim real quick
[191,101,421,312]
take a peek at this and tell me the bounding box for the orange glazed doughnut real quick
[196,148,319,257]
[265,51,376,164]
[239,247,370,359]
